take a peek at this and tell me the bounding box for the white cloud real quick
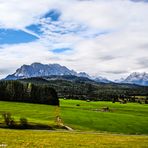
[0,0,148,80]
[0,0,60,29]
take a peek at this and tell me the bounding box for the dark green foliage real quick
[2,112,15,127]
[138,100,142,104]
[1,112,52,130]
[0,80,59,105]
[30,84,59,105]
[20,77,148,102]
[20,118,28,129]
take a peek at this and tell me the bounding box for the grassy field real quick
[60,100,148,134]
[0,100,148,147]
[0,101,56,126]
[0,129,148,148]
[0,100,148,134]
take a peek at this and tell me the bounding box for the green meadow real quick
[60,100,148,134]
[0,100,148,147]
[0,99,148,134]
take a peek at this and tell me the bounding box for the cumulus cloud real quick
[0,0,56,29]
[0,0,148,80]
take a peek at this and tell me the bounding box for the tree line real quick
[0,80,59,105]
[44,80,148,102]
[20,77,148,103]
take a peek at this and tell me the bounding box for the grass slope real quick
[0,101,56,125]
[61,100,148,134]
[0,129,148,148]
[0,100,148,134]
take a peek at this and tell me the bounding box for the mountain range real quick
[122,72,148,86]
[4,62,148,86]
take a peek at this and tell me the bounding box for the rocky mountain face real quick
[114,78,125,83]
[122,72,148,86]
[5,63,110,83]
[93,76,111,83]
[4,63,148,86]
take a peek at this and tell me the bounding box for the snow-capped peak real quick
[5,62,110,83]
[123,72,148,86]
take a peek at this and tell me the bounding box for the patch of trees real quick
[47,82,148,102]
[20,77,148,103]
[0,80,59,105]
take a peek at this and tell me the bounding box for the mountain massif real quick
[5,63,110,83]
[122,72,148,86]
[4,62,148,86]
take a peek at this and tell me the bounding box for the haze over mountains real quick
[4,63,148,86]
[122,72,148,86]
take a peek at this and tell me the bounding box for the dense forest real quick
[0,80,59,105]
[21,76,148,102]
[1,76,148,104]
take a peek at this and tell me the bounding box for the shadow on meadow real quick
[0,112,67,130]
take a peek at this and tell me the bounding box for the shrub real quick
[145,100,148,104]
[138,100,142,104]
[2,112,15,127]
[20,118,28,128]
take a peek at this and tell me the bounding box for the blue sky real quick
[0,0,148,80]
[0,29,38,44]
[0,9,61,44]
[51,48,72,54]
